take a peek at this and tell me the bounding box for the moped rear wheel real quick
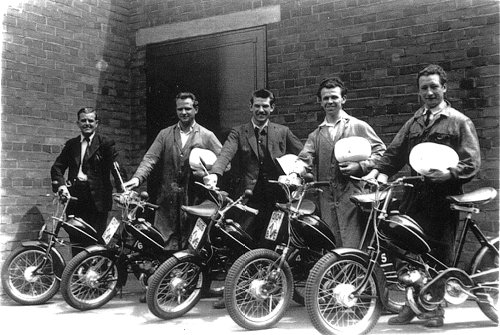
[470,240,499,323]
[305,253,382,335]
[147,256,204,319]
[1,246,59,305]
[60,250,119,310]
[225,248,293,330]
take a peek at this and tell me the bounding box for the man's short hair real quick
[250,88,275,106]
[77,107,98,120]
[317,77,347,98]
[417,64,447,86]
[175,92,199,109]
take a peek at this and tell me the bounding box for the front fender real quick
[20,241,65,279]
[173,250,203,264]
[76,245,127,287]
[330,247,389,309]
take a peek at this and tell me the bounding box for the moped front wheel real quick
[1,246,59,305]
[225,248,293,330]
[470,240,499,323]
[305,253,382,335]
[60,250,119,310]
[147,256,204,319]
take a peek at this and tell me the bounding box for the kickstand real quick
[118,286,123,299]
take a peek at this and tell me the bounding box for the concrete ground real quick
[0,282,498,335]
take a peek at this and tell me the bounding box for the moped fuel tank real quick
[379,214,431,254]
[212,220,256,254]
[64,216,100,245]
[128,219,166,251]
[291,215,336,251]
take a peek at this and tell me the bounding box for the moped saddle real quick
[350,191,389,205]
[447,187,497,205]
[181,200,218,218]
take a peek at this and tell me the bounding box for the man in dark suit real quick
[51,107,121,254]
[204,88,303,309]
[205,88,303,240]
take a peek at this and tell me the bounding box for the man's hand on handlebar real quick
[122,177,140,191]
[203,174,218,189]
[58,185,71,199]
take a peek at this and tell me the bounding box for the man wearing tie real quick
[51,107,121,253]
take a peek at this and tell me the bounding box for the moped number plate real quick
[265,210,284,241]
[189,218,207,249]
[102,217,120,245]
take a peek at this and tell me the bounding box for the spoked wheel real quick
[305,253,382,335]
[470,240,499,323]
[225,248,293,330]
[60,250,119,310]
[147,256,204,319]
[1,246,60,305]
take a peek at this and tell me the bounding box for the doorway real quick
[145,26,267,199]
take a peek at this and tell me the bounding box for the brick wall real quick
[1,0,498,301]
[1,0,134,278]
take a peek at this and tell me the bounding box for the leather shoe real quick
[424,317,444,327]
[388,305,416,325]
[212,298,225,309]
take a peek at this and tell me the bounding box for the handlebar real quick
[269,177,330,188]
[113,191,159,210]
[351,175,425,188]
[234,203,259,216]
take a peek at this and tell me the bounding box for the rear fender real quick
[331,247,389,309]
[470,236,499,283]
[20,241,65,279]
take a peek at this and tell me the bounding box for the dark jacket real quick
[51,134,120,212]
[211,121,303,195]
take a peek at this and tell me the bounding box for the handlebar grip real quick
[145,203,159,210]
[243,206,259,216]
[235,204,259,216]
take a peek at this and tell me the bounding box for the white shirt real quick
[77,133,95,181]
[179,121,195,148]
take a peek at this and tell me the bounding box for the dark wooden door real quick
[145,27,267,199]
[146,26,267,143]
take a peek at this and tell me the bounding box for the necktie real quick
[424,109,432,126]
[78,138,90,180]
[254,127,267,162]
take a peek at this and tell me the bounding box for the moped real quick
[1,192,101,305]
[146,182,259,320]
[305,176,498,335]
[223,173,337,330]
[59,163,168,311]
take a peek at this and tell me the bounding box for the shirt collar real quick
[80,133,95,144]
[252,119,269,132]
[178,120,196,133]
[319,110,349,127]
[427,100,447,115]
